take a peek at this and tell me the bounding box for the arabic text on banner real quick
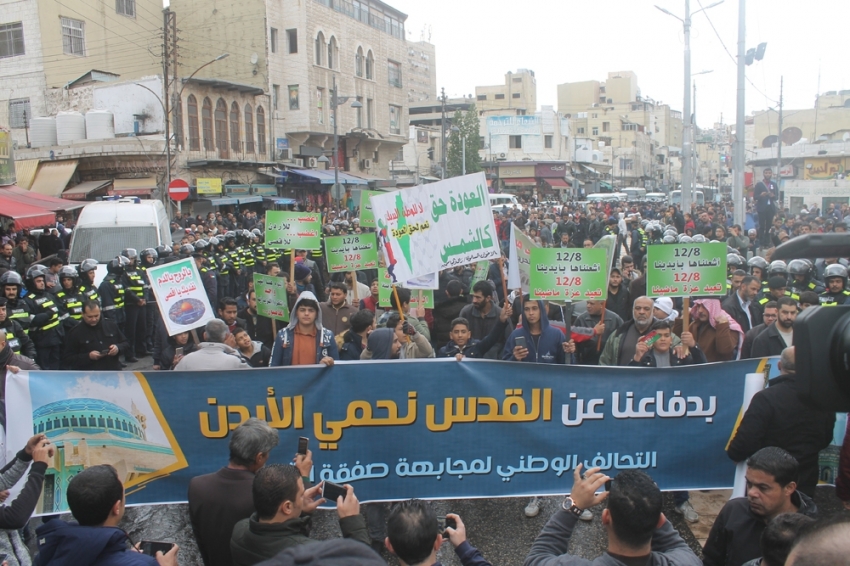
[265,211,322,250]
[325,233,379,272]
[358,190,385,228]
[146,258,215,336]
[530,248,609,301]
[377,268,435,308]
[6,358,802,515]
[253,273,290,322]
[646,242,728,298]
[369,173,500,282]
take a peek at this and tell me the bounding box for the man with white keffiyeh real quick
[675,298,744,362]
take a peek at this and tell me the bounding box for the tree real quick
[447,104,482,177]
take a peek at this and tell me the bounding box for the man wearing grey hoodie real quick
[269,291,339,366]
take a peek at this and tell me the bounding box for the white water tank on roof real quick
[56,111,86,144]
[30,117,58,148]
[85,110,115,140]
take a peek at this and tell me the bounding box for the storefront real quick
[499,164,537,198]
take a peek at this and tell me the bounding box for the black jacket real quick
[721,292,763,334]
[750,322,788,358]
[0,318,36,358]
[62,318,129,371]
[432,295,468,346]
[726,374,835,496]
[605,285,631,322]
[628,345,707,367]
[741,323,767,360]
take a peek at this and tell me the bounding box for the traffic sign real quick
[168,179,190,202]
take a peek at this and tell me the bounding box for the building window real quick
[591,113,598,118]
[187,95,200,150]
[230,102,240,153]
[327,36,337,69]
[619,158,633,171]
[623,123,637,131]
[495,93,505,100]
[116,0,135,17]
[315,32,325,66]
[389,105,401,134]
[317,88,324,125]
[602,122,609,132]
[366,98,373,129]
[0,22,25,58]
[256,106,266,154]
[288,85,299,110]
[8,98,30,128]
[173,98,183,148]
[477,95,486,101]
[244,104,254,152]
[215,98,228,158]
[202,97,213,151]
[544,135,553,149]
[286,29,297,53]
[509,135,522,149]
[270,27,278,53]
[356,96,362,127]
[513,77,522,83]
[355,47,363,77]
[273,84,280,110]
[592,126,599,136]
[388,60,402,88]
[61,17,85,56]
[512,92,520,99]
[365,50,374,79]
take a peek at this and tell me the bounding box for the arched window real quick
[187,95,200,151]
[355,46,363,77]
[230,101,240,153]
[256,106,266,154]
[315,32,325,66]
[215,98,229,158]
[244,104,254,153]
[202,97,214,151]
[327,36,337,69]
[365,50,374,80]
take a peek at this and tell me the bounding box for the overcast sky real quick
[392,0,849,128]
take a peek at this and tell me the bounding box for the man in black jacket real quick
[62,300,129,371]
[721,276,763,333]
[741,301,777,359]
[727,347,835,497]
[753,168,777,247]
[750,296,796,358]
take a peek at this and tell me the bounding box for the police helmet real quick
[251,228,262,237]
[142,248,159,262]
[692,234,707,243]
[787,259,810,277]
[679,236,694,243]
[79,258,99,273]
[180,244,195,255]
[26,264,48,282]
[747,256,769,272]
[823,263,848,283]
[209,236,221,247]
[662,235,677,244]
[194,239,208,250]
[0,270,24,287]
[59,265,79,280]
[727,254,745,269]
[155,245,171,258]
[768,260,788,276]
[121,248,138,260]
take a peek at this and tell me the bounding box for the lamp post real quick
[451,125,466,176]
[329,74,362,210]
[655,0,723,215]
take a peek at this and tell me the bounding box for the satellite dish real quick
[250,52,259,65]
[781,127,802,145]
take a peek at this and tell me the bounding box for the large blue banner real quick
[7,358,780,514]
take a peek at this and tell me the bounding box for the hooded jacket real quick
[34,519,156,566]
[437,317,509,359]
[270,291,339,366]
[502,299,568,364]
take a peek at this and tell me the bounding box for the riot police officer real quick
[122,248,148,361]
[54,265,86,331]
[24,265,63,370]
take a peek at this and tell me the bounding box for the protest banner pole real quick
[191,329,200,344]
[392,285,405,322]
[271,319,277,336]
[683,297,690,330]
[498,258,508,306]
[351,271,359,304]
[417,290,423,311]
[289,249,296,284]
[596,301,606,351]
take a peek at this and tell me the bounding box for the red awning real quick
[502,177,537,186]
[0,185,85,211]
[544,178,571,188]
[0,193,56,230]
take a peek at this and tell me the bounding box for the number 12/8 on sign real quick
[646,242,727,298]
[529,248,608,301]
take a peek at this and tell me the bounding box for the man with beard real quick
[600,296,681,366]
[458,280,504,359]
[751,297,797,358]
[678,299,741,362]
[605,268,631,322]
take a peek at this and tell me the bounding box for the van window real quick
[69,227,159,263]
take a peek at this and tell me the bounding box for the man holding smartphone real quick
[61,300,128,371]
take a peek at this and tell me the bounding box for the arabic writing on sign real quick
[561,390,717,426]
[164,282,198,301]
[653,258,720,271]
[535,263,602,273]
[157,267,194,286]
[440,225,495,263]
[392,221,431,239]
[430,184,488,222]
[200,395,304,438]
[384,202,425,222]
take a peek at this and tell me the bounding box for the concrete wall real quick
[557,80,600,114]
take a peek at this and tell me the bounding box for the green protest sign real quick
[253,273,290,322]
[325,233,379,272]
[377,268,435,309]
[529,248,608,301]
[469,260,490,289]
[646,242,727,298]
[359,190,384,228]
[265,211,321,249]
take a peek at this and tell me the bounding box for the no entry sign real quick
[168,179,190,202]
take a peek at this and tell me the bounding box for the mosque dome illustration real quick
[33,398,177,513]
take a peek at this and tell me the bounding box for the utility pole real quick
[681,0,693,215]
[776,77,783,209]
[733,0,746,226]
[440,87,447,179]
[162,7,173,210]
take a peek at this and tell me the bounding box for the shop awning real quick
[581,164,600,175]
[14,159,40,190]
[0,185,86,211]
[62,180,112,200]
[599,181,613,190]
[29,160,79,197]
[264,197,297,205]
[200,197,239,206]
[502,177,536,186]
[544,178,571,188]
[336,172,368,186]
[237,195,263,204]
[0,193,55,230]
[285,169,335,184]
[111,177,158,196]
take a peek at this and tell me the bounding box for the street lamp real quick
[329,75,362,210]
[655,0,723,214]
[451,125,466,176]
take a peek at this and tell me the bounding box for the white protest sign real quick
[146,258,216,336]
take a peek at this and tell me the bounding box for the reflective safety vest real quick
[241,245,255,268]
[217,252,231,275]
[228,248,243,269]
[254,245,267,264]
[7,298,32,332]
[637,228,648,249]
[29,293,60,333]
[80,284,99,303]
[103,277,125,311]
[55,289,84,321]
[819,289,850,306]
[5,328,22,354]
[126,268,145,298]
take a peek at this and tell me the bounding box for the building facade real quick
[475,69,537,114]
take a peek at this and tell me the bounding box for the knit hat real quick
[768,276,787,290]
[294,263,312,281]
[255,539,385,566]
[653,297,678,322]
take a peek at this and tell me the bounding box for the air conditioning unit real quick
[307,157,318,168]
[292,158,304,167]
[499,153,507,158]
[361,158,373,170]
[276,148,293,161]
